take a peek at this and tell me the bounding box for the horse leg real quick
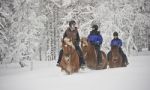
[98,51,107,69]
[123,54,129,67]
[60,59,70,74]
[107,51,111,61]
[74,64,79,73]
[66,69,71,75]
[109,57,113,68]
[76,46,85,66]
[66,64,73,75]
[57,49,63,64]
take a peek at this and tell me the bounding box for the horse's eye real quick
[65,45,68,47]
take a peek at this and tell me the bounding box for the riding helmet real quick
[92,24,98,31]
[113,31,118,36]
[69,20,76,26]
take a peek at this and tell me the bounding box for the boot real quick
[97,50,102,65]
[79,56,86,69]
[56,49,63,66]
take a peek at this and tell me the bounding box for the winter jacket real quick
[88,30,103,45]
[63,27,80,46]
[111,38,122,47]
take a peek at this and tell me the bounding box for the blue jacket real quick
[111,38,122,47]
[88,30,103,45]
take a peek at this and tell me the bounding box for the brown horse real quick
[81,37,107,70]
[59,38,80,74]
[108,46,123,68]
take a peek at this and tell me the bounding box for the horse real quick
[108,46,123,68]
[81,37,107,70]
[59,37,80,75]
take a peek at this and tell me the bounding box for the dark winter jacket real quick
[87,30,103,45]
[63,27,80,46]
[111,38,122,47]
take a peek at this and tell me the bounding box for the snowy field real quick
[0,52,150,90]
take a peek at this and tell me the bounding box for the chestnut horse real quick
[81,37,107,70]
[59,38,80,74]
[108,46,123,68]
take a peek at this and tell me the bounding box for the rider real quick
[57,20,85,68]
[87,24,103,65]
[107,31,129,66]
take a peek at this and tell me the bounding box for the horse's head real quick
[62,38,75,59]
[81,37,89,53]
[111,46,120,62]
[111,46,120,53]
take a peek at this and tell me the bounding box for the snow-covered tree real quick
[0,0,150,66]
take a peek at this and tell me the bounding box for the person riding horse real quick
[87,25,103,65]
[107,32,129,66]
[57,20,85,68]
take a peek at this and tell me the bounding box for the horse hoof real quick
[80,65,86,69]
[56,63,60,67]
[67,72,72,75]
[126,63,129,65]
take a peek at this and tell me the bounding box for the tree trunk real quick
[148,35,150,51]
[39,44,42,61]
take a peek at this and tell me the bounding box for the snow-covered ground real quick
[0,52,150,90]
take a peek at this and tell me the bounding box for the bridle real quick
[63,43,75,62]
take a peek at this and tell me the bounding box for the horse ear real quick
[81,38,83,43]
[81,37,84,42]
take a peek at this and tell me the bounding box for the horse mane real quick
[81,37,95,53]
[62,37,75,49]
[111,46,119,55]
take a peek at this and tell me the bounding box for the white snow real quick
[0,53,150,90]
